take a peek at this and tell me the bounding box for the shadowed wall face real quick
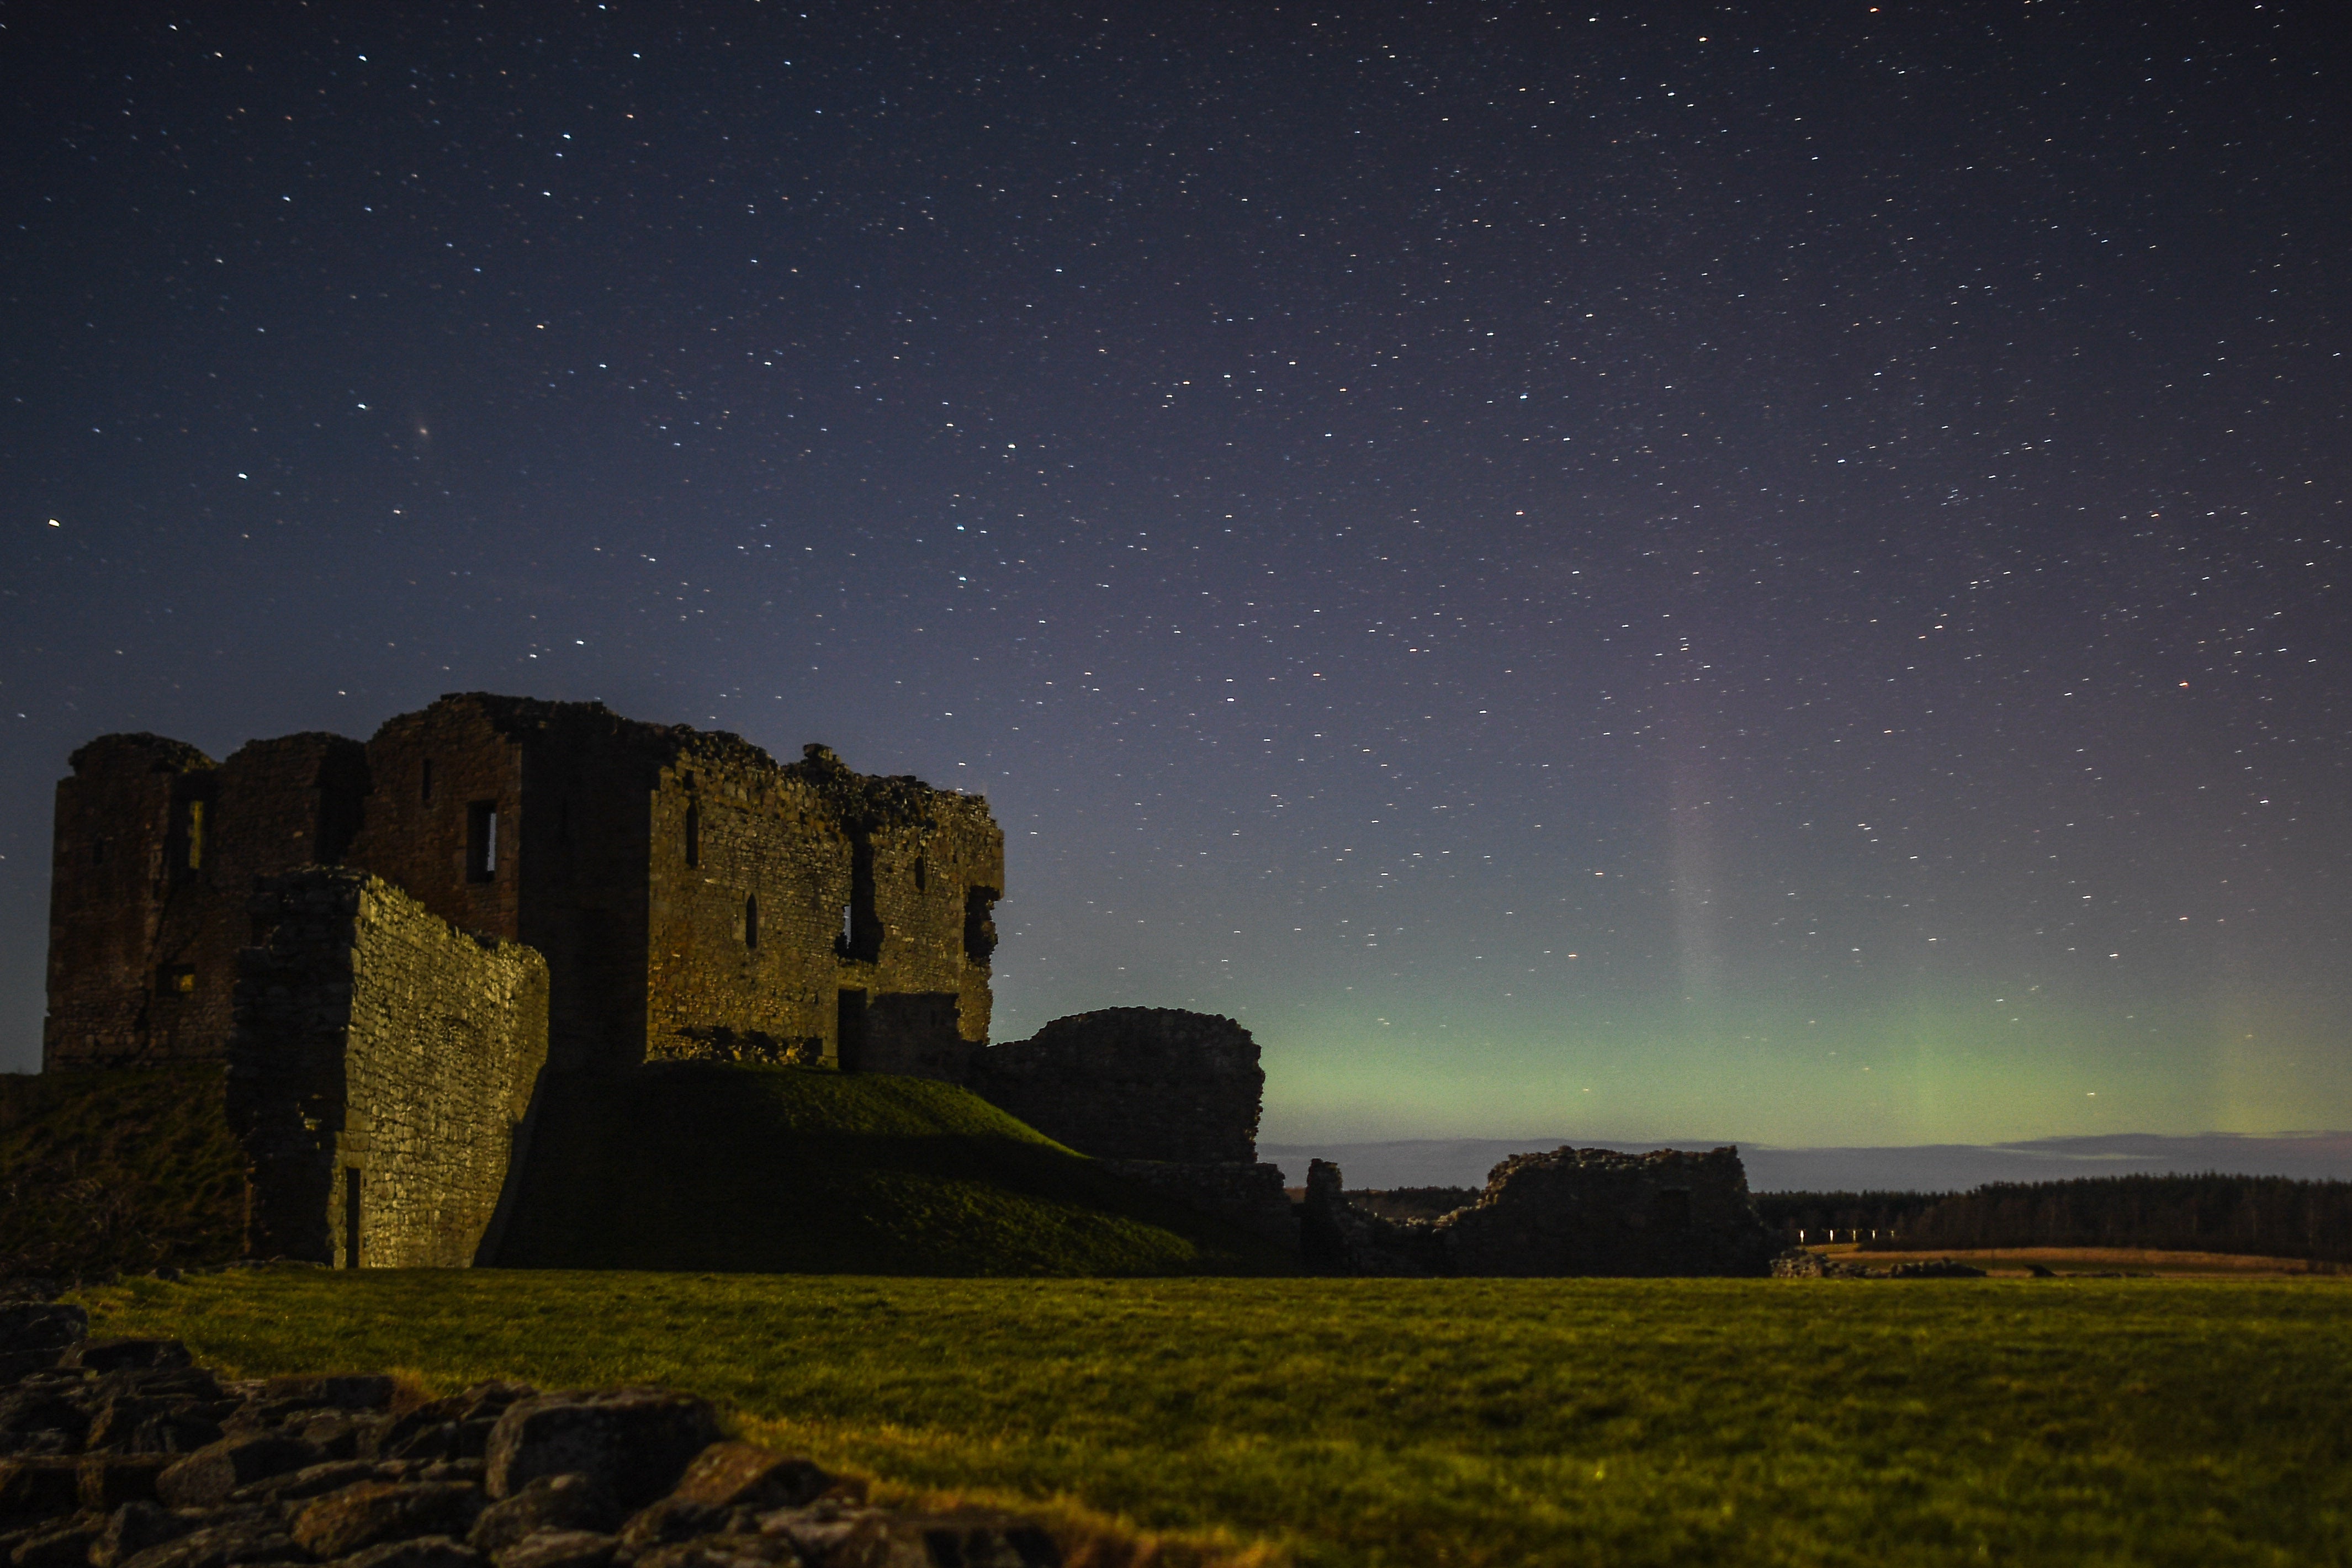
[229,868,547,1268]
[45,695,1004,1081]
[968,1008,1264,1163]
[44,732,366,1071]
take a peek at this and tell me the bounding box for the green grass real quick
[0,1065,245,1277]
[494,1063,1289,1275]
[76,1268,2352,1566]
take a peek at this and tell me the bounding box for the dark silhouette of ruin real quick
[39,694,1280,1270]
[35,691,1779,1277]
[46,693,1003,1079]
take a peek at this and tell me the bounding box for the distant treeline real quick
[1754,1190,1947,1241]
[1856,1173,2352,1262]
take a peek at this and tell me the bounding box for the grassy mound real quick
[492,1062,1291,1275]
[0,1066,246,1279]
[77,1267,2352,1566]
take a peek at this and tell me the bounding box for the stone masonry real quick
[45,695,1003,1078]
[967,1009,1294,1250]
[1302,1145,1782,1277]
[228,871,548,1269]
[965,1008,1261,1163]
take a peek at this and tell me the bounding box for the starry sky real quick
[3,3,2346,1152]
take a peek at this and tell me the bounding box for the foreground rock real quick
[0,1309,1061,1568]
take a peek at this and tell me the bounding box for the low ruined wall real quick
[966,1008,1262,1164]
[1098,1158,1299,1252]
[230,868,548,1268]
[1303,1146,1780,1277]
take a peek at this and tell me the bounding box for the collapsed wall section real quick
[967,1008,1263,1163]
[229,868,548,1268]
[644,738,850,1069]
[1301,1145,1780,1276]
[782,745,1005,1076]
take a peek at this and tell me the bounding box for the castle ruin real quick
[41,693,1020,1266]
[46,693,1003,1080]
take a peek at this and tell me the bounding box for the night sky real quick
[4,4,2346,1154]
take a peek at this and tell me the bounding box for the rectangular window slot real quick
[467,802,499,882]
[160,964,196,995]
[744,893,759,951]
[421,759,435,803]
[684,802,700,866]
[183,800,205,872]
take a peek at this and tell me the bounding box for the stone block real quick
[667,1444,834,1512]
[484,1391,721,1511]
[293,1482,486,1559]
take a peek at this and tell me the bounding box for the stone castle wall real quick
[966,1008,1262,1164]
[43,695,1003,1080]
[229,868,548,1268]
[44,732,367,1072]
[1302,1145,1781,1277]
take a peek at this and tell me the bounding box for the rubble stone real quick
[484,1392,720,1511]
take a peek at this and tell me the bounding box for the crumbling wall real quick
[48,694,1004,1085]
[230,868,547,1268]
[1098,1157,1299,1252]
[346,700,528,945]
[785,745,1005,1072]
[1301,1146,1779,1277]
[644,740,850,1071]
[966,1008,1262,1163]
[43,734,214,1070]
[43,732,367,1072]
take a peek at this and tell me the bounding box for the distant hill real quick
[491,1062,1295,1275]
[1,1065,246,1279]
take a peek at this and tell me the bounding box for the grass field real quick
[75,1267,2352,1566]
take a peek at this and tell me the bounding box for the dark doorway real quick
[836,988,867,1072]
[343,1168,363,1267]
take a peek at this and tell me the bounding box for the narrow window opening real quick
[963,887,1000,965]
[159,964,196,995]
[835,840,881,961]
[684,802,700,867]
[467,802,499,882]
[343,1168,363,1268]
[182,799,206,872]
[313,744,369,864]
[421,759,435,803]
[913,856,927,891]
[744,892,759,951]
